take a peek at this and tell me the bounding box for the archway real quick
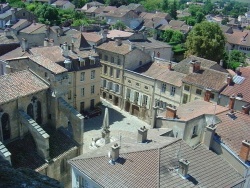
[1,113,10,141]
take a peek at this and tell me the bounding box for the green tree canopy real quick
[169,0,177,19]
[34,4,59,25]
[161,29,184,44]
[112,20,126,30]
[161,0,169,12]
[196,11,204,23]
[185,21,226,62]
[227,50,246,70]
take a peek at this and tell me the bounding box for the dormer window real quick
[64,59,72,70]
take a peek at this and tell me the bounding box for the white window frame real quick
[91,70,95,79]
[80,72,85,81]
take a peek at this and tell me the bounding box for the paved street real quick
[83,99,150,153]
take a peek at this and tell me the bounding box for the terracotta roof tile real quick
[221,67,250,103]
[0,47,30,60]
[216,111,250,161]
[82,32,102,43]
[20,23,47,34]
[0,70,49,104]
[182,68,228,91]
[11,19,30,30]
[69,138,243,187]
[29,55,67,74]
[96,41,131,55]
[107,29,133,39]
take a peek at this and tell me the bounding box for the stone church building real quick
[0,65,84,187]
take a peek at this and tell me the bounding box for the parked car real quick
[83,107,102,119]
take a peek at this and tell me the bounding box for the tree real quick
[196,11,204,23]
[112,21,126,30]
[185,21,226,62]
[162,0,169,12]
[227,50,246,70]
[161,29,174,42]
[170,30,184,44]
[34,4,59,25]
[169,0,177,20]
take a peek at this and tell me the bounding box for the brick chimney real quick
[168,62,172,70]
[204,124,216,149]
[189,60,201,73]
[227,76,232,86]
[242,104,250,115]
[178,159,190,178]
[204,88,211,102]
[111,143,120,162]
[137,126,148,143]
[166,106,177,119]
[229,95,235,110]
[235,67,241,76]
[239,140,250,162]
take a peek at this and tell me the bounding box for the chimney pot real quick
[166,106,177,119]
[229,95,235,110]
[239,140,250,162]
[111,143,120,162]
[227,76,232,86]
[204,124,216,149]
[242,104,250,115]
[178,159,190,178]
[137,126,148,143]
[168,62,172,70]
[204,88,212,102]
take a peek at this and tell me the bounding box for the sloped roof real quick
[96,41,131,55]
[107,29,134,39]
[221,67,250,103]
[182,68,228,92]
[20,23,47,34]
[216,111,250,161]
[29,55,67,74]
[0,47,30,60]
[174,55,228,74]
[124,37,171,49]
[225,31,250,47]
[69,138,244,188]
[82,32,102,43]
[135,61,185,87]
[0,31,19,44]
[0,70,49,104]
[11,19,30,29]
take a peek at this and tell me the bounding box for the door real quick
[1,113,10,141]
[80,102,85,114]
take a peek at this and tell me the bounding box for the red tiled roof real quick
[0,70,49,104]
[82,32,102,43]
[225,32,250,46]
[29,55,67,74]
[96,41,131,55]
[0,47,30,60]
[20,23,47,34]
[216,111,250,161]
[107,29,133,39]
[182,68,228,91]
[221,67,250,103]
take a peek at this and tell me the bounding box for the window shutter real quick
[138,93,142,106]
[130,89,135,102]
[146,95,150,109]
[101,78,104,87]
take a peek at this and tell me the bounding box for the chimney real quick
[101,29,108,42]
[193,61,201,72]
[4,28,11,37]
[141,46,145,52]
[49,39,54,46]
[61,42,69,57]
[129,42,136,50]
[242,104,250,115]
[111,143,120,162]
[115,39,122,46]
[239,140,250,162]
[229,95,235,110]
[227,76,232,86]
[166,106,177,119]
[33,20,36,25]
[21,38,28,51]
[44,38,49,46]
[235,67,241,76]
[11,8,16,23]
[0,5,3,14]
[151,106,157,128]
[178,159,190,178]
[137,126,148,143]
[204,124,216,149]
[204,88,211,102]
[168,62,172,70]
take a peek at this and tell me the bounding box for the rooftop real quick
[20,22,47,34]
[182,68,228,92]
[0,70,49,104]
[0,47,29,60]
[216,111,250,161]
[166,100,228,121]
[125,37,172,49]
[69,136,243,188]
[221,67,250,104]
[96,41,132,55]
[82,32,102,43]
[134,61,185,87]
[0,31,19,44]
[174,55,227,74]
[107,29,134,39]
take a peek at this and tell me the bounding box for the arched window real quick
[1,113,10,141]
